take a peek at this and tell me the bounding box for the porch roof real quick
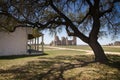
[28,33,43,40]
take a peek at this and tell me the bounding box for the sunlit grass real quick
[0,50,120,80]
[58,45,120,52]
[103,46,120,52]
[57,45,92,50]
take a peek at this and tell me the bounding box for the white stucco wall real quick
[0,27,28,56]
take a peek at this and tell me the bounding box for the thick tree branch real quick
[49,0,72,24]
[113,0,120,3]
[8,25,32,32]
[89,0,100,41]
[38,20,66,29]
[66,26,76,36]
[0,11,35,26]
[85,0,93,7]
[100,4,113,17]
[104,15,114,28]
[78,12,90,24]
[99,0,120,17]
[0,11,66,32]
[0,24,32,32]
[49,0,89,43]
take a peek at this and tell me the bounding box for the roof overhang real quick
[28,33,43,40]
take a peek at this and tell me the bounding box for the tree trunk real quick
[89,40,109,63]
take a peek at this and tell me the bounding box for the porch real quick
[27,33,44,54]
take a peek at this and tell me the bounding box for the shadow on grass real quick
[105,55,120,70]
[0,53,48,60]
[0,55,119,80]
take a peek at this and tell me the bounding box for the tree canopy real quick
[0,0,119,34]
[0,0,120,62]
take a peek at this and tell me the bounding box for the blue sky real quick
[37,1,120,45]
[40,28,120,45]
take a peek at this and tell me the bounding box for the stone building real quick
[114,41,120,46]
[107,41,120,46]
[50,35,76,46]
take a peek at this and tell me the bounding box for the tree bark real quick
[89,40,109,63]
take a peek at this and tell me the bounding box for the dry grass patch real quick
[58,45,120,52]
[0,50,120,80]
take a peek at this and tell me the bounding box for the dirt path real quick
[45,46,120,55]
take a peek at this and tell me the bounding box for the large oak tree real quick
[0,0,120,62]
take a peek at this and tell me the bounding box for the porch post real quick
[30,39,32,49]
[42,34,44,53]
[37,37,39,51]
[31,39,33,50]
[35,38,36,50]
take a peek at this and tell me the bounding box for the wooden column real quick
[30,40,32,49]
[42,35,44,53]
[30,40,31,49]
[37,37,39,51]
[28,40,30,49]
[35,38,36,50]
[31,39,33,49]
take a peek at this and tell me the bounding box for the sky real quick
[39,28,120,45]
[38,1,120,45]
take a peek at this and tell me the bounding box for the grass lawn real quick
[59,45,120,52]
[0,50,120,80]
